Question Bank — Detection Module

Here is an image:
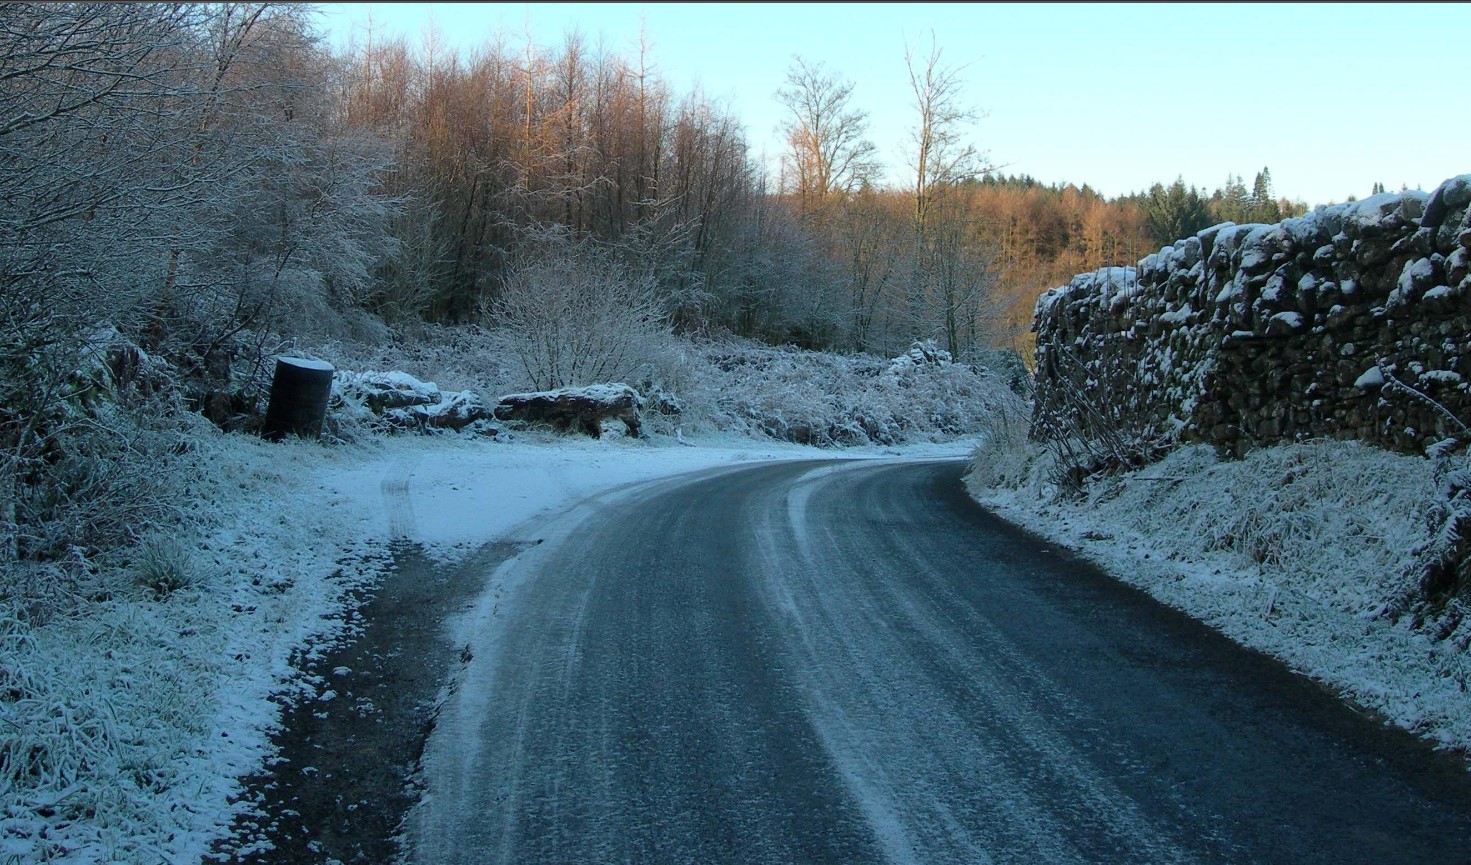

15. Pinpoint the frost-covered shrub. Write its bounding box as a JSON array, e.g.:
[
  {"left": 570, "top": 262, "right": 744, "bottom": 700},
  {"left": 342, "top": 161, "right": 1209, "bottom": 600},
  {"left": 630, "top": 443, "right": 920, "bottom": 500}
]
[
  {"left": 15, "top": 411, "right": 198, "bottom": 562},
  {"left": 310, "top": 329, "right": 1019, "bottom": 447},
  {"left": 132, "top": 536, "right": 204, "bottom": 597},
  {"left": 651, "top": 337, "right": 1018, "bottom": 446},
  {"left": 1030, "top": 341, "right": 1176, "bottom": 497},
  {"left": 971, "top": 347, "right": 1031, "bottom": 395},
  {"left": 964, "top": 389, "right": 1033, "bottom": 490},
  {"left": 314, "top": 322, "right": 522, "bottom": 398},
  {"left": 492, "top": 231, "right": 671, "bottom": 391},
  {"left": 4, "top": 330, "right": 219, "bottom": 618},
  {"left": 885, "top": 339, "right": 953, "bottom": 375}
]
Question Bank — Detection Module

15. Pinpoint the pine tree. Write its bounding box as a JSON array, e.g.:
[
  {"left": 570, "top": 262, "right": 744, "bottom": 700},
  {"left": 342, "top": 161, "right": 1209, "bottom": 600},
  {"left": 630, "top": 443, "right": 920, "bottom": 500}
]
[
  {"left": 1211, "top": 173, "right": 1250, "bottom": 224},
  {"left": 1141, "top": 177, "right": 1215, "bottom": 247},
  {"left": 1247, "top": 167, "right": 1282, "bottom": 223}
]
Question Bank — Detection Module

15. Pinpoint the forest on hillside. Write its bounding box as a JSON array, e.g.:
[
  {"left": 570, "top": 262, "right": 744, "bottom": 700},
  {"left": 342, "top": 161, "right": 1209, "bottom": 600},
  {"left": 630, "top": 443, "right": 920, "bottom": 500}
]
[
  {"left": 333, "top": 19, "right": 1309, "bottom": 357},
  {"left": 1, "top": 2, "right": 1313, "bottom": 390},
  {"left": 2, "top": 2, "right": 1315, "bottom": 574}
]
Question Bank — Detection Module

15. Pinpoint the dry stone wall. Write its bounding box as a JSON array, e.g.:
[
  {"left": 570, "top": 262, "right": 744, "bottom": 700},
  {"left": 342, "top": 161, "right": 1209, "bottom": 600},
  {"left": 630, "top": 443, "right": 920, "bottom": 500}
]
[{"left": 1031, "top": 175, "right": 1471, "bottom": 459}]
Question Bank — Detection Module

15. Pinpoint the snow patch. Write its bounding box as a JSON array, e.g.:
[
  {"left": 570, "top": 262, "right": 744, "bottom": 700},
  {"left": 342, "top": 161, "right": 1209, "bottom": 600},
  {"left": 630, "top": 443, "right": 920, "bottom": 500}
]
[
  {"left": 1355, "top": 367, "right": 1385, "bottom": 389},
  {"left": 278, "top": 356, "right": 335, "bottom": 372},
  {"left": 1267, "top": 311, "right": 1304, "bottom": 332}
]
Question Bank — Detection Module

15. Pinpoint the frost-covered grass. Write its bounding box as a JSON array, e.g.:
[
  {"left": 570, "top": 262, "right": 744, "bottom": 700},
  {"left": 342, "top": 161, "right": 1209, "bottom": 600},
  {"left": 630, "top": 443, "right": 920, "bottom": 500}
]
[
  {"left": 967, "top": 438, "right": 1471, "bottom": 753},
  {"left": 1, "top": 431, "right": 389, "bottom": 864}
]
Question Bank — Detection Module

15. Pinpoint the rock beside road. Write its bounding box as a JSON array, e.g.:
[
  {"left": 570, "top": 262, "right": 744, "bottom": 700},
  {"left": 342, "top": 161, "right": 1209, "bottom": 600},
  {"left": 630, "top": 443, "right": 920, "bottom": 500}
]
[
  {"left": 494, "top": 384, "right": 644, "bottom": 438},
  {"left": 333, "top": 370, "right": 499, "bottom": 435}
]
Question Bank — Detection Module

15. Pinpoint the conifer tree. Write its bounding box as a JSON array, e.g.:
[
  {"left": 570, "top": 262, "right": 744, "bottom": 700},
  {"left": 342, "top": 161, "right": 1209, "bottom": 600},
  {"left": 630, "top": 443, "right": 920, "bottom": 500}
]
[
  {"left": 1248, "top": 167, "right": 1282, "bottom": 223},
  {"left": 1141, "top": 178, "right": 1214, "bottom": 247}
]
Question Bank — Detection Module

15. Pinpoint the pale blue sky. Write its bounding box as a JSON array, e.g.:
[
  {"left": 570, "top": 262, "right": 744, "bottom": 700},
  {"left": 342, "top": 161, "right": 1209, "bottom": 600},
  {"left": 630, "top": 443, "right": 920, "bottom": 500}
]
[{"left": 314, "top": 3, "right": 1470, "bottom": 207}]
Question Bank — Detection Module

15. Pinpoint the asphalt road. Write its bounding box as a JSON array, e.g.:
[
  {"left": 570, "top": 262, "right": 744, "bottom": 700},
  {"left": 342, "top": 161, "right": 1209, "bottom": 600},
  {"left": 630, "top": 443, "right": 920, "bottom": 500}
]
[{"left": 406, "top": 458, "right": 1471, "bottom": 865}]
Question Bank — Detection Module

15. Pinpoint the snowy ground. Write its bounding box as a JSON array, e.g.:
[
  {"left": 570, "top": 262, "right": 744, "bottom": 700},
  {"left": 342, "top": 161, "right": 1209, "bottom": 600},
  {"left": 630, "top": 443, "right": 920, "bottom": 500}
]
[
  {"left": 1, "top": 428, "right": 970, "bottom": 864},
  {"left": 23, "top": 401, "right": 1471, "bottom": 863},
  {"left": 325, "top": 433, "right": 963, "bottom": 564},
  {"left": 967, "top": 440, "right": 1471, "bottom": 758}
]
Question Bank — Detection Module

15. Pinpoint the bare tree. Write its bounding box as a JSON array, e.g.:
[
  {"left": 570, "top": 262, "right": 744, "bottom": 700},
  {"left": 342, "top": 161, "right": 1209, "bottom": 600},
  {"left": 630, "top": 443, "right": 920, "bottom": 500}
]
[
  {"left": 904, "top": 32, "right": 988, "bottom": 240},
  {"left": 775, "top": 57, "right": 879, "bottom": 215},
  {"left": 0, "top": 3, "right": 204, "bottom": 561},
  {"left": 831, "top": 190, "right": 909, "bottom": 353},
  {"left": 901, "top": 33, "right": 999, "bottom": 357},
  {"left": 917, "top": 203, "right": 1003, "bottom": 358},
  {"left": 492, "top": 229, "right": 670, "bottom": 390}
]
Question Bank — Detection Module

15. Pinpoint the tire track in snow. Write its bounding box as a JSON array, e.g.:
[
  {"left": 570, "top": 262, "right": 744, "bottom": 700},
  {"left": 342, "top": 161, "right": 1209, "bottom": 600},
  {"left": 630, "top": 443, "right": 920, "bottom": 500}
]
[{"left": 381, "top": 459, "right": 420, "bottom": 541}]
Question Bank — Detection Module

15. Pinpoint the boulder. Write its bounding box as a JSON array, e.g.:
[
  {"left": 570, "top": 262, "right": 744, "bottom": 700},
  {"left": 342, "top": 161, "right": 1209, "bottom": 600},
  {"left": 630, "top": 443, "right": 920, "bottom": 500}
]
[
  {"left": 334, "top": 370, "right": 441, "bottom": 413},
  {"left": 332, "top": 370, "right": 498, "bottom": 436},
  {"left": 494, "top": 384, "right": 644, "bottom": 437},
  {"left": 386, "top": 389, "right": 497, "bottom": 432}
]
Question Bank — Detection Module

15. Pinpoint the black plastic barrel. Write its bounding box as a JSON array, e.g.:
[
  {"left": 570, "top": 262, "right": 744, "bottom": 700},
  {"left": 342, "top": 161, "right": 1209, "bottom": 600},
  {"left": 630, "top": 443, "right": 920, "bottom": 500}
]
[{"left": 261, "top": 357, "right": 334, "bottom": 442}]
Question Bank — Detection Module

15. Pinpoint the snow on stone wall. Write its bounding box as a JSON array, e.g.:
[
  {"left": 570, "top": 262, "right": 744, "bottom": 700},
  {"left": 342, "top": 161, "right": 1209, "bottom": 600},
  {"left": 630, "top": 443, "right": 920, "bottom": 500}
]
[{"left": 1032, "top": 174, "right": 1471, "bottom": 458}]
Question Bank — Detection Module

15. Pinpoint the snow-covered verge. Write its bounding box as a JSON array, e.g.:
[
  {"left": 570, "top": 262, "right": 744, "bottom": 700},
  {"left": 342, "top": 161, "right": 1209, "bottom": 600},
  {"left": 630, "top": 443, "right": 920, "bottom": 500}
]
[
  {"left": 2, "top": 416, "right": 965, "bottom": 864},
  {"left": 966, "top": 438, "right": 1471, "bottom": 754},
  {"left": 1, "top": 431, "right": 389, "bottom": 864},
  {"left": 316, "top": 328, "right": 1024, "bottom": 448},
  {"left": 645, "top": 337, "right": 1023, "bottom": 446}
]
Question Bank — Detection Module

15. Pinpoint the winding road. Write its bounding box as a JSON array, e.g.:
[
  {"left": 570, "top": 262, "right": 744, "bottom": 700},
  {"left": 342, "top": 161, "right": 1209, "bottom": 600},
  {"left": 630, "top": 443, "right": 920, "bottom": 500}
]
[{"left": 406, "top": 458, "right": 1471, "bottom": 864}]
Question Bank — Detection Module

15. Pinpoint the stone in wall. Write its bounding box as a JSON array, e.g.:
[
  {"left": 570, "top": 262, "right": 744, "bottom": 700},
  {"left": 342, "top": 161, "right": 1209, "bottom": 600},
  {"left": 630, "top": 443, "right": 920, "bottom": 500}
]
[{"left": 1031, "top": 174, "right": 1471, "bottom": 461}]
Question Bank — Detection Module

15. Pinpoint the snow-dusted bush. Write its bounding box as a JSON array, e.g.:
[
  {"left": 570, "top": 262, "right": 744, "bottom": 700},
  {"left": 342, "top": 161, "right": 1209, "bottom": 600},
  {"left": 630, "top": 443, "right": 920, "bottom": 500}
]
[
  {"left": 314, "top": 322, "right": 520, "bottom": 398},
  {"left": 491, "top": 231, "right": 671, "bottom": 391},
  {"left": 652, "top": 337, "right": 1018, "bottom": 446},
  {"left": 1030, "top": 340, "right": 1175, "bottom": 497},
  {"left": 312, "top": 327, "right": 1019, "bottom": 448},
  {"left": 2, "top": 329, "right": 222, "bottom": 619},
  {"left": 964, "top": 389, "right": 1033, "bottom": 490}
]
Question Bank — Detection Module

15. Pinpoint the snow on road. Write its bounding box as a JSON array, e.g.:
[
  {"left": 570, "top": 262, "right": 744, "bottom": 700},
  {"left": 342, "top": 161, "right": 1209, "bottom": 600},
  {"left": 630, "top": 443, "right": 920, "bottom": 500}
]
[
  {"left": 2, "top": 430, "right": 969, "bottom": 865},
  {"left": 405, "top": 457, "right": 1471, "bottom": 864},
  {"left": 320, "top": 433, "right": 969, "bottom": 558}
]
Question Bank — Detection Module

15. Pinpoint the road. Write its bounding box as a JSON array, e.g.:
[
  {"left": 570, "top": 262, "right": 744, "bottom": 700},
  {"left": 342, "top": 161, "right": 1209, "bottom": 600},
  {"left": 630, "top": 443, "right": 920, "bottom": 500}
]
[{"left": 406, "top": 458, "right": 1471, "bottom": 864}]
